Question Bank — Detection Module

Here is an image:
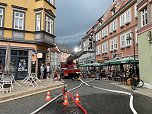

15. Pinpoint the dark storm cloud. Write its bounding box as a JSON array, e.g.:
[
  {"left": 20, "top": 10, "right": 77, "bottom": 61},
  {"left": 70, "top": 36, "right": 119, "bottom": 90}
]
[{"left": 55, "top": 0, "right": 112, "bottom": 47}]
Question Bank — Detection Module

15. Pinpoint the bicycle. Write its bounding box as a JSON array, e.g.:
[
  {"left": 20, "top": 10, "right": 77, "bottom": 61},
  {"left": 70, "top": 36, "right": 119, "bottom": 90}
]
[{"left": 131, "top": 76, "right": 144, "bottom": 90}]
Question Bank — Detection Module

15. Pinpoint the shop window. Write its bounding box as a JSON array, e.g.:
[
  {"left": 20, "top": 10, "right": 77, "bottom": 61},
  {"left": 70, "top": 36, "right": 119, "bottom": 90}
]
[
  {"left": 0, "top": 50, "right": 2, "bottom": 55},
  {"left": 19, "top": 50, "right": 24, "bottom": 55},
  {"left": 24, "top": 51, "right": 28, "bottom": 56},
  {"left": 11, "top": 50, "right": 17, "bottom": 55},
  {"left": 18, "top": 58, "right": 27, "bottom": 72}
]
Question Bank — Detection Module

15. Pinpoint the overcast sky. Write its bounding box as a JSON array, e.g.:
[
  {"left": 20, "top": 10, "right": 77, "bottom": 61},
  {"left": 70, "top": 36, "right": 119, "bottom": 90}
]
[{"left": 55, "top": 0, "right": 112, "bottom": 48}]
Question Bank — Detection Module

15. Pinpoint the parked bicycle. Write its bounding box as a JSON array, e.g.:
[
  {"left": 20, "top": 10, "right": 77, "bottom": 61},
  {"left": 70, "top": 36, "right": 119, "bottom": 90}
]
[{"left": 131, "top": 75, "right": 144, "bottom": 90}]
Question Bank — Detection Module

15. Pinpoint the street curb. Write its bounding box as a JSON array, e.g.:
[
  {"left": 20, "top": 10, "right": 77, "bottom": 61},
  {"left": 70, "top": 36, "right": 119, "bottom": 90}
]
[{"left": 0, "top": 84, "right": 65, "bottom": 104}]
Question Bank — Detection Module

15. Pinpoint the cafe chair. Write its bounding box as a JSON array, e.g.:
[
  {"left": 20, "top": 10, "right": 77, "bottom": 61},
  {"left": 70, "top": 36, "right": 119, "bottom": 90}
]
[{"left": 0, "top": 74, "right": 13, "bottom": 93}]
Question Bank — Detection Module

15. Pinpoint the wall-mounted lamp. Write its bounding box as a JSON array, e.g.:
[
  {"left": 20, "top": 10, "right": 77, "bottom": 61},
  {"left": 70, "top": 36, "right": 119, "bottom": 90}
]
[{"left": 147, "top": 31, "right": 152, "bottom": 42}]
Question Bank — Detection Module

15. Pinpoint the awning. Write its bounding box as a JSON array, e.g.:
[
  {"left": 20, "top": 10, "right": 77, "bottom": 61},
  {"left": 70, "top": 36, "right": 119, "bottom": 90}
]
[
  {"left": 103, "top": 59, "right": 121, "bottom": 65},
  {"left": 120, "top": 57, "right": 139, "bottom": 64},
  {"left": 102, "top": 57, "right": 139, "bottom": 66},
  {"left": 80, "top": 62, "right": 103, "bottom": 67}
]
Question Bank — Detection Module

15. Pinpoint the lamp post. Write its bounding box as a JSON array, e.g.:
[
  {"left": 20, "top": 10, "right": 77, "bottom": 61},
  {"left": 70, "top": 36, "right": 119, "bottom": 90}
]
[{"left": 126, "top": 32, "right": 136, "bottom": 76}]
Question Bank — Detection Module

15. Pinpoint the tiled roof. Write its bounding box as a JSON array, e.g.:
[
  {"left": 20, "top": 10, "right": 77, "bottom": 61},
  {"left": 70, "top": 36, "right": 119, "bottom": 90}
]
[{"left": 56, "top": 43, "right": 72, "bottom": 54}]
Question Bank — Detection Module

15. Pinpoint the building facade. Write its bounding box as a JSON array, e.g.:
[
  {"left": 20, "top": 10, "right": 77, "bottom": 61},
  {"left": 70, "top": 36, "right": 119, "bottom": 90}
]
[
  {"left": 56, "top": 43, "right": 72, "bottom": 65},
  {"left": 50, "top": 46, "right": 60, "bottom": 71},
  {"left": 77, "top": 28, "right": 96, "bottom": 65},
  {"left": 0, "top": 0, "right": 56, "bottom": 79},
  {"left": 95, "top": 0, "right": 138, "bottom": 63},
  {"left": 137, "top": 0, "right": 152, "bottom": 88}
]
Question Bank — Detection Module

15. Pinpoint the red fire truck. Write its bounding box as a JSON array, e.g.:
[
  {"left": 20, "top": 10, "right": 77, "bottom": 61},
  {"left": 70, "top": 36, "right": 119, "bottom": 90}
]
[
  {"left": 60, "top": 51, "right": 84, "bottom": 78},
  {"left": 61, "top": 62, "right": 80, "bottom": 78},
  {"left": 61, "top": 50, "right": 95, "bottom": 78}
]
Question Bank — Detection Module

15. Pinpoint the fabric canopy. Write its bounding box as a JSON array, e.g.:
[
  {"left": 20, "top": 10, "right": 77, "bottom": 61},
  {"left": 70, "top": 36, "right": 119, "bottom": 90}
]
[
  {"left": 103, "top": 59, "right": 121, "bottom": 65},
  {"left": 102, "top": 57, "right": 139, "bottom": 66},
  {"left": 80, "top": 62, "right": 102, "bottom": 67},
  {"left": 120, "top": 57, "right": 139, "bottom": 64}
]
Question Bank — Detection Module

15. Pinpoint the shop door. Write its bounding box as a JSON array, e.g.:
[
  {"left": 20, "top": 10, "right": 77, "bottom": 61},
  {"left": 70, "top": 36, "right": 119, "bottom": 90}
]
[
  {"left": 37, "top": 53, "right": 46, "bottom": 79},
  {"left": 17, "top": 57, "right": 28, "bottom": 79},
  {"left": 11, "top": 50, "right": 28, "bottom": 80}
]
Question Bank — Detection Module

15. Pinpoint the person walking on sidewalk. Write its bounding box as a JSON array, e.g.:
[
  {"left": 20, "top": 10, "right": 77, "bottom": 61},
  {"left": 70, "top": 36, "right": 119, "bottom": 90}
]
[
  {"left": 46, "top": 63, "right": 51, "bottom": 79},
  {"left": 40, "top": 63, "right": 45, "bottom": 80}
]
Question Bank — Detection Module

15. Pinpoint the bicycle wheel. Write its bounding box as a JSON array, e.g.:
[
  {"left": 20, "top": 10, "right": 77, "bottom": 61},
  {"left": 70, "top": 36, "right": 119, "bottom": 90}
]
[
  {"left": 131, "top": 80, "right": 136, "bottom": 90},
  {"left": 131, "top": 84, "right": 136, "bottom": 90},
  {"left": 137, "top": 79, "right": 144, "bottom": 88}
]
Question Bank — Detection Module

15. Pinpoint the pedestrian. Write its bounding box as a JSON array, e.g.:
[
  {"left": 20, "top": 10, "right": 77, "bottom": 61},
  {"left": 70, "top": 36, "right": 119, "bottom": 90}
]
[
  {"left": 40, "top": 63, "right": 44, "bottom": 80},
  {"left": 46, "top": 63, "right": 51, "bottom": 79},
  {"left": 100, "top": 70, "right": 103, "bottom": 80},
  {"left": 54, "top": 68, "right": 61, "bottom": 82}
]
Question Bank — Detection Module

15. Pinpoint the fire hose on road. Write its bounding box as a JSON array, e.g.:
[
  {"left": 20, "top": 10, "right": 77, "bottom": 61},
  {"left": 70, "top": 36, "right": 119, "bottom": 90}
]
[
  {"left": 79, "top": 78, "right": 138, "bottom": 114},
  {"left": 31, "top": 78, "right": 137, "bottom": 114},
  {"left": 67, "top": 92, "right": 87, "bottom": 114}
]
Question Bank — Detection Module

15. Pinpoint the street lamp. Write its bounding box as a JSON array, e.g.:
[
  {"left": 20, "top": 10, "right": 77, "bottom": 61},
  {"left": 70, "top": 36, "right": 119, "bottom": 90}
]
[
  {"left": 74, "top": 47, "right": 78, "bottom": 53},
  {"left": 126, "top": 32, "right": 136, "bottom": 76}
]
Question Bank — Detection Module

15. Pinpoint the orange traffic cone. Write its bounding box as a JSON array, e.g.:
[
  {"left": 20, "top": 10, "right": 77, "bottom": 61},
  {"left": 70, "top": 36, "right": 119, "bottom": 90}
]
[
  {"left": 45, "top": 90, "right": 52, "bottom": 101},
  {"left": 63, "top": 93, "right": 69, "bottom": 106},
  {"left": 75, "top": 91, "right": 81, "bottom": 103}
]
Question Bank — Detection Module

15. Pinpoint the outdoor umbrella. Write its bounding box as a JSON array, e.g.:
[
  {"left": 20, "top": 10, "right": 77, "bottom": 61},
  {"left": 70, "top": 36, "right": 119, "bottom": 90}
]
[
  {"left": 5, "top": 44, "right": 11, "bottom": 66},
  {"left": 83, "top": 63, "right": 92, "bottom": 67},
  {"left": 90, "top": 62, "right": 102, "bottom": 67},
  {"left": 4, "top": 44, "right": 11, "bottom": 73},
  {"left": 103, "top": 59, "right": 121, "bottom": 65},
  {"left": 120, "top": 57, "right": 139, "bottom": 64}
]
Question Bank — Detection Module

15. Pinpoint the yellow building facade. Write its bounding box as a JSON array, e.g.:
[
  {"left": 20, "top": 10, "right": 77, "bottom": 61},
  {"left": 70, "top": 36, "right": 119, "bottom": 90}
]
[{"left": 0, "top": 0, "right": 56, "bottom": 79}]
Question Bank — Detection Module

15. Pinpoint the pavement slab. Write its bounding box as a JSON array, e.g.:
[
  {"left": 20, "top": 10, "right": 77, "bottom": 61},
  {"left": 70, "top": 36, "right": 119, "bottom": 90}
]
[{"left": 0, "top": 79, "right": 64, "bottom": 103}]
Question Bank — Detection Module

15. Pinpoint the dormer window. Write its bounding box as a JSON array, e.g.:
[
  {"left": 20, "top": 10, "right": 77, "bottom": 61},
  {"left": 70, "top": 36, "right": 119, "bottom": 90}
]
[
  {"left": 47, "top": 0, "right": 55, "bottom": 6},
  {"left": 112, "top": 9, "right": 115, "bottom": 15}
]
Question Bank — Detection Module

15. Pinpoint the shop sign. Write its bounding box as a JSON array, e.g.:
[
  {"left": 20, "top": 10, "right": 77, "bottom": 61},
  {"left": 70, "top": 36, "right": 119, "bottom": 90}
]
[{"left": 37, "top": 53, "right": 43, "bottom": 58}]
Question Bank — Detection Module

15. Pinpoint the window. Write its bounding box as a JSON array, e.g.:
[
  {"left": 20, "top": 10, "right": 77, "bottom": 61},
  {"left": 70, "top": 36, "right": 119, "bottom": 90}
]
[
  {"left": 126, "top": 32, "right": 132, "bottom": 46},
  {"left": 110, "top": 37, "right": 118, "bottom": 50},
  {"left": 120, "top": 31, "right": 132, "bottom": 48},
  {"left": 134, "top": 3, "right": 138, "bottom": 18},
  {"left": 110, "top": 40, "right": 114, "bottom": 50},
  {"left": 36, "top": 13, "right": 41, "bottom": 31},
  {"left": 126, "top": 9, "right": 131, "bottom": 24},
  {"left": 96, "top": 45, "right": 101, "bottom": 55},
  {"left": 109, "top": 22, "right": 113, "bottom": 33},
  {"left": 109, "top": 19, "right": 117, "bottom": 33},
  {"left": 102, "top": 41, "right": 108, "bottom": 53},
  {"left": 113, "top": 20, "right": 117, "bottom": 31},
  {"left": 47, "top": 0, "right": 55, "bottom": 6},
  {"left": 102, "top": 26, "right": 108, "bottom": 38},
  {"left": 120, "top": 14, "right": 125, "bottom": 27},
  {"left": 141, "top": 7, "right": 148, "bottom": 27},
  {"left": 0, "top": 8, "right": 4, "bottom": 27},
  {"left": 45, "top": 16, "right": 54, "bottom": 34},
  {"left": 95, "top": 32, "right": 101, "bottom": 41},
  {"left": 135, "top": 27, "right": 138, "bottom": 43},
  {"left": 114, "top": 38, "right": 118, "bottom": 49},
  {"left": 120, "top": 34, "right": 126, "bottom": 48},
  {"left": 102, "top": 29, "right": 104, "bottom": 37},
  {"left": 14, "top": 11, "right": 25, "bottom": 30}
]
